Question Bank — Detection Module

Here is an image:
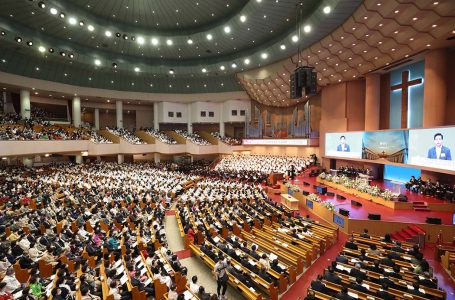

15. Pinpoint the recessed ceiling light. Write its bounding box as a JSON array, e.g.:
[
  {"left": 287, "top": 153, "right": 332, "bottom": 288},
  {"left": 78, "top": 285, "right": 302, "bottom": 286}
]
[
  {"left": 68, "top": 53, "right": 74, "bottom": 58},
  {"left": 68, "top": 17, "right": 77, "bottom": 25},
  {"left": 224, "top": 26, "right": 231, "bottom": 33},
  {"left": 151, "top": 37, "right": 158, "bottom": 45},
  {"left": 105, "top": 30, "right": 112, "bottom": 37},
  {"left": 166, "top": 39, "right": 173, "bottom": 45},
  {"left": 261, "top": 53, "right": 268, "bottom": 59},
  {"left": 94, "top": 59, "right": 101, "bottom": 66},
  {"left": 280, "top": 43, "right": 286, "bottom": 50},
  {"left": 202, "top": 68, "right": 207, "bottom": 73},
  {"left": 87, "top": 25, "right": 94, "bottom": 31},
  {"left": 323, "top": 6, "right": 331, "bottom": 14},
  {"left": 240, "top": 15, "right": 247, "bottom": 22},
  {"left": 15, "top": 36, "right": 22, "bottom": 43},
  {"left": 134, "top": 67, "right": 140, "bottom": 72},
  {"left": 187, "top": 38, "right": 193, "bottom": 44},
  {"left": 231, "top": 63, "right": 237, "bottom": 68},
  {"left": 26, "top": 41, "right": 33, "bottom": 46},
  {"left": 50, "top": 8, "right": 58, "bottom": 15},
  {"left": 60, "top": 51, "right": 66, "bottom": 57},
  {"left": 38, "top": 2, "right": 45, "bottom": 9},
  {"left": 38, "top": 46, "right": 46, "bottom": 53},
  {"left": 291, "top": 35, "right": 298, "bottom": 42},
  {"left": 79, "top": 21, "right": 84, "bottom": 26},
  {"left": 112, "top": 63, "right": 118, "bottom": 68},
  {"left": 256, "top": 0, "right": 262, "bottom": 2},
  {"left": 244, "top": 58, "right": 250, "bottom": 65},
  {"left": 220, "top": 65, "right": 225, "bottom": 71},
  {"left": 206, "top": 33, "right": 213, "bottom": 40},
  {"left": 48, "top": 48, "right": 54, "bottom": 53},
  {"left": 137, "top": 36, "right": 145, "bottom": 45},
  {"left": 303, "top": 25, "right": 311, "bottom": 33},
  {"left": 169, "top": 69, "right": 175, "bottom": 74},
  {"left": 59, "top": 12, "right": 65, "bottom": 18},
  {"left": 0, "top": 31, "right": 5, "bottom": 36}
]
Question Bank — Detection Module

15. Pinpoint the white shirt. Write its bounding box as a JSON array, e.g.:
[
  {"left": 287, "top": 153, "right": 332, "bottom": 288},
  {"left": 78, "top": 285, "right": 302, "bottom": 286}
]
[{"left": 189, "top": 282, "right": 200, "bottom": 294}]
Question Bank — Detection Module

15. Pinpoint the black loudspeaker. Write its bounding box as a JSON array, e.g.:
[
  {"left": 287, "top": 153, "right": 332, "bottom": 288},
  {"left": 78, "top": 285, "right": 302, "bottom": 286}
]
[
  {"left": 426, "top": 217, "right": 441, "bottom": 224},
  {"left": 351, "top": 200, "right": 362, "bottom": 207},
  {"left": 397, "top": 194, "right": 408, "bottom": 202},
  {"left": 302, "top": 191, "right": 310, "bottom": 196},
  {"left": 326, "top": 192, "right": 335, "bottom": 197},
  {"left": 304, "top": 72, "right": 317, "bottom": 96},
  {"left": 290, "top": 72, "right": 302, "bottom": 99},
  {"left": 368, "top": 213, "right": 381, "bottom": 220},
  {"left": 337, "top": 195, "right": 346, "bottom": 200},
  {"left": 339, "top": 208, "right": 350, "bottom": 217}
]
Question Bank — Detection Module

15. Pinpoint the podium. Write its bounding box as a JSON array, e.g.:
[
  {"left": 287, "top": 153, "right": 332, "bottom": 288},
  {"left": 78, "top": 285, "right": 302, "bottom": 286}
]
[{"left": 281, "top": 194, "right": 299, "bottom": 211}]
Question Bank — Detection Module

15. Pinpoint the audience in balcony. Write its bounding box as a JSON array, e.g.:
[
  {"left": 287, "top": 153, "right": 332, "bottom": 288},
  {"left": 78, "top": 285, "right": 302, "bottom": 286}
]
[
  {"left": 143, "top": 128, "right": 177, "bottom": 144},
  {"left": 89, "top": 131, "right": 113, "bottom": 144},
  {"left": 210, "top": 132, "right": 241, "bottom": 145},
  {"left": 175, "top": 130, "right": 210, "bottom": 145},
  {"left": 106, "top": 127, "right": 146, "bottom": 144}
]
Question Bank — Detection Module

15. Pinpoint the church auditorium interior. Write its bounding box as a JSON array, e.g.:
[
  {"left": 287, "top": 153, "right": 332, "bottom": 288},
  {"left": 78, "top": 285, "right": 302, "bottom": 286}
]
[{"left": 0, "top": 0, "right": 455, "bottom": 299}]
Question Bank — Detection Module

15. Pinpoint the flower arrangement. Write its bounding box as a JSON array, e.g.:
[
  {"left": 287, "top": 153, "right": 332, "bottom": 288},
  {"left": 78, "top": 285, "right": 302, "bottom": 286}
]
[
  {"left": 321, "top": 201, "right": 335, "bottom": 211},
  {"left": 382, "top": 189, "right": 394, "bottom": 200},
  {"left": 291, "top": 185, "right": 301, "bottom": 193}
]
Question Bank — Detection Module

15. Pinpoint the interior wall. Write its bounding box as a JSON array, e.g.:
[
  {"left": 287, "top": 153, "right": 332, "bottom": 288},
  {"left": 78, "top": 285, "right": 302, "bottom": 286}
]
[
  {"left": 310, "top": 95, "right": 321, "bottom": 136},
  {"left": 248, "top": 146, "right": 319, "bottom": 157},
  {"left": 379, "top": 73, "right": 391, "bottom": 130},
  {"left": 346, "top": 80, "right": 366, "bottom": 131},
  {"left": 136, "top": 110, "right": 154, "bottom": 129},
  {"left": 444, "top": 48, "right": 455, "bottom": 126}
]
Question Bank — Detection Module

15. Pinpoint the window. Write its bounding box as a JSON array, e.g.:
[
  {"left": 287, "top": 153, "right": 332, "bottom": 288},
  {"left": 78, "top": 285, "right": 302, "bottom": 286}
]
[
  {"left": 176, "top": 112, "right": 182, "bottom": 118},
  {"left": 209, "top": 111, "right": 214, "bottom": 117},
  {"left": 240, "top": 110, "right": 246, "bottom": 116},
  {"left": 200, "top": 111, "right": 206, "bottom": 117},
  {"left": 231, "top": 110, "right": 237, "bottom": 116},
  {"left": 168, "top": 111, "right": 174, "bottom": 118}
]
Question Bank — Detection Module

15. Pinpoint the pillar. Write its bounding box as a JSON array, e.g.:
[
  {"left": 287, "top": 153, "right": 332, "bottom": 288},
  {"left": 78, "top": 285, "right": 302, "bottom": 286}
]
[
  {"left": 94, "top": 108, "right": 100, "bottom": 130},
  {"left": 423, "top": 49, "right": 448, "bottom": 127},
  {"left": 72, "top": 97, "right": 81, "bottom": 127},
  {"left": 117, "top": 154, "right": 124, "bottom": 164},
  {"left": 187, "top": 103, "right": 193, "bottom": 134},
  {"left": 116, "top": 100, "right": 123, "bottom": 128},
  {"left": 20, "top": 90, "right": 31, "bottom": 119},
  {"left": 153, "top": 102, "right": 159, "bottom": 130},
  {"left": 219, "top": 103, "right": 225, "bottom": 136},
  {"left": 22, "top": 157, "right": 33, "bottom": 168},
  {"left": 75, "top": 155, "right": 83, "bottom": 164},
  {"left": 154, "top": 153, "right": 161, "bottom": 163},
  {"left": 365, "top": 74, "right": 381, "bottom": 131}
]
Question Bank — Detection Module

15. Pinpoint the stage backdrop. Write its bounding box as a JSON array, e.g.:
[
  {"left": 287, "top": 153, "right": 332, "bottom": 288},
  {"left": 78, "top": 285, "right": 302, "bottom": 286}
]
[{"left": 390, "top": 60, "right": 425, "bottom": 129}]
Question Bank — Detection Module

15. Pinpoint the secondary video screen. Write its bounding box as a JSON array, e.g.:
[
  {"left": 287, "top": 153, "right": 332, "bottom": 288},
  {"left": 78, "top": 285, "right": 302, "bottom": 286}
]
[
  {"left": 408, "top": 128, "right": 455, "bottom": 171},
  {"left": 362, "top": 130, "right": 409, "bottom": 164},
  {"left": 325, "top": 132, "right": 363, "bottom": 159}
]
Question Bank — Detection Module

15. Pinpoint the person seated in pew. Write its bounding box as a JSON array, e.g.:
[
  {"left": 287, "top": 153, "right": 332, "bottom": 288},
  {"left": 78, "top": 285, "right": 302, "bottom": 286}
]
[
  {"left": 368, "top": 244, "right": 380, "bottom": 256},
  {"left": 336, "top": 286, "right": 356, "bottom": 300},
  {"left": 344, "top": 237, "right": 358, "bottom": 250},
  {"left": 324, "top": 266, "right": 341, "bottom": 285},
  {"left": 349, "top": 263, "right": 366, "bottom": 280},
  {"left": 368, "top": 260, "right": 383, "bottom": 274},
  {"left": 304, "top": 290, "right": 316, "bottom": 300},
  {"left": 234, "top": 268, "right": 258, "bottom": 291},
  {"left": 381, "top": 253, "right": 397, "bottom": 267},
  {"left": 259, "top": 254, "right": 270, "bottom": 271},
  {"left": 2, "top": 268, "right": 20, "bottom": 293},
  {"left": 376, "top": 283, "right": 394, "bottom": 300},
  {"left": 350, "top": 277, "right": 368, "bottom": 294},
  {"left": 197, "top": 286, "right": 211, "bottom": 300},
  {"left": 377, "top": 273, "right": 396, "bottom": 290},
  {"left": 270, "top": 259, "right": 285, "bottom": 274},
  {"left": 310, "top": 275, "right": 328, "bottom": 294},
  {"left": 383, "top": 234, "right": 393, "bottom": 243},
  {"left": 258, "top": 266, "right": 273, "bottom": 283},
  {"left": 167, "top": 284, "right": 178, "bottom": 300},
  {"left": 239, "top": 254, "right": 256, "bottom": 273},
  {"left": 387, "top": 265, "right": 402, "bottom": 280},
  {"left": 250, "top": 245, "right": 260, "bottom": 260},
  {"left": 391, "top": 241, "right": 405, "bottom": 253},
  {"left": 360, "top": 229, "right": 370, "bottom": 239},
  {"left": 80, "top": 285, "right": 101, "bottom": 300},
  {"left": 336, "top": 255, "right": 349, "bottom": 264},
  {"left": 408, "top": 281, "right": 426, "bottom": 297},
  {"left": 189, "top": 276, "right": 200, "bottom": 294},
  {"left": 414, "top": 274, "right": 438, "bottom": 289}
]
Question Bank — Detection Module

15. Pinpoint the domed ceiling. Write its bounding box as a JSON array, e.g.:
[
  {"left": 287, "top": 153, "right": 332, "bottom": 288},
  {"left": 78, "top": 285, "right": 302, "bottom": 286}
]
[{"left": 0, "top": 0, "right": 362, "bottom": 93}]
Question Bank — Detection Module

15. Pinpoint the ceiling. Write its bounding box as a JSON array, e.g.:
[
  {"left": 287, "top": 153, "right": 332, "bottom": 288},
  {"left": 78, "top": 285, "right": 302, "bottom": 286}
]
[
  {"left": 239, "top": 0, "right": 455, "bottom": 106},
  {"left": 0, "top": 0, "right": 361, "bottom": 93}
]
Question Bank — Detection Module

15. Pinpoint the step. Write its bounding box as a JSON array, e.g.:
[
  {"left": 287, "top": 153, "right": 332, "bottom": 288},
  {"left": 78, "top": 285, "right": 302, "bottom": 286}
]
[
  {"left": 414, "top": 208, "right": 431, "bottom": 212},
  {"left": 402, "top": 228, "right": 418, "bottom": 238},
  {"left": 391, "top": 233, "right": 405, "bottom": 242},
  {"left": 412, "top": 201, "right": 426, "bottom": 205},
  {"left": 413, "top": 205, "right": 428, "bottom": 208},
  {"left": 409, "top": 224, "right": 426, "bottom": 235}
]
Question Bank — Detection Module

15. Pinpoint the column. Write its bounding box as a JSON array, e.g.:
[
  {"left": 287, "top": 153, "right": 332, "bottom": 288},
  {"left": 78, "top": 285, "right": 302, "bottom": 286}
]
[
  {"left": 153, "top": 102, "right": 159, "bottom": 130},
  {"left": 117, "top": 154, "right": 124, "bottom": 164},
  {"left": 116, "top": 100, "right": 123, "bottom": 128},
  {"left": 219, "top": 103, "right": 225, "bottom": 136},
  {"left": 94, "top": 108, "right": 100, "bottom": 130},
  {"left": 72, "top": 97, "right": 81, "bottom": 127},
  {"left": 423, "top": 49, "right": 448, "bottom": 127},
  {"left": 187, "top": 103, "right": 193, "bottom": 134},
  {"left": 75, "top": 155, "right": 83, "bottom": 164},
  {"left": 20, "top": 90, "right": 31, "bottom": 119},
  {"left": 154, "top": 153, "right": 161, "bottom": 163},
  {"left": 365, "top": 74, "right": 381, "bottom": 131}
]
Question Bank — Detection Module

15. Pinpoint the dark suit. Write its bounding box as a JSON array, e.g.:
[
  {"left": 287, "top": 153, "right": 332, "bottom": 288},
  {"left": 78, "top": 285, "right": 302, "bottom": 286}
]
[
  {"left": 337, "top": 144, "right": 351, "bottom": 152},
  {"left": 345, "top": 241, "right": 358, "bottom": 250},
  {"left": 376, "top": 290, "right": 394, "bottom": 300},
  {"left": 427, "top": 146, "right": 452, "bottom": 160},
  {"left": 336, "top": 255, "right": 349, "bottom": 264},
  {"left": 335, "top": 292, "right": 355, "bottom": 300},
  {"left": 324, "top": 272, "right": 341, "bottom": 285},
  {"left": 350, "top": 283, "right": 368, "bottom": 293},
  {"left": 350, "top": 268, "right": 366, "bottom": 280},
  {"left": 310, "top": 280, "right": 327, "bottom": 293}
]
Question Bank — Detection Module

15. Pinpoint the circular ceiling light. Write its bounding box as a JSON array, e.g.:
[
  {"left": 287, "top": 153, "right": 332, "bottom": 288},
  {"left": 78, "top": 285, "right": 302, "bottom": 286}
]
[
  {"left": 220, "top": 65, "right": 225, "bottom": 71},
  {"left": 169, "top": 69, "right": 175, "bottom": 74},
  {"left": 94, "top": 59, "right": 101, "bottom": 66},
  {"left": 303, "top": 25, "right": 311, "bottom": 33},
  {"left": 68, "top": 53, "right": 74, "bottom": 59},
  {"left": 224, "top": 26, "right": 231, "bottom": 33},
  {"left": 48, "top": 47, "right": 54, "bottom": 53},
  {"left": 244, "top": 58, "right": 250, "bottom": 65},
  {"left": 166, "top": 39, "right": 173, "bottom": 45},
  {"left": 261, "top": 53, "right": 268, "bottom": 59},
  {"left": 187, "top": 38, "right": 193, "bottom": 45},
  {"left": 280, "top": 43, "right": 286, "bottom": 50},
  {"left": 151, "top": 37, "right": 158, "bottom": 45},
  {"left": 79, "top": 21, "right": 84, "bottom": 26},
  {"left": 240, "top": 15, "right": 247, "bottom": 22},
  {"left": 26, "top": 41, "right": 33, "bottom": 46},
  {"left": 38, "top": 2, "right": 45, "bottom": 9},
  {"left": 50, "top": 8, "right": 58, "bottom": 15},
  {"left": 115, "top": 32, "right": 121, "bottom": 38},
  {"left": 59, "top": 12, "right": 65, "bottom": 18},
  {"left": 60, "top": 51, "right": 66, "bottom": 57},
  {"left": 68, "top": 17, "right": 77, "bottom": 25},
  {"left": 323, "top": 6, "right": 331, "bottom": 14},
  {"left": 1, "top": 31, "right": 5, "bottom": 36},
  {"left": 206, "top": 33, "right": 213, "bottom": 40},
  {"left": 202, "top": 68, "right": 207, "bottom": 73},
  {"left": 134, "top": 67, "right": 140, "bottom": 72},
  {"left": 112, "top": 63, "right": 118, "bottom": 68},
  {"left": 131, "top": 36, "right": 136, "bottom": 41},
  {"left": 231, "top": 63, "right": 237, "bottom": 68},
  {"left": 122, "top": 34, "right": 128, "bottom": 40},
  {"left": 291, "top": 35, "right": 299, "bottom": 42},
  {"left": 105, "top": 30, "right": 112, "bottom": 37},
  {"left": 15, "top": 36, "right": 22, "bottom": 43},
  {"left": 256, "top": 0, "right": 262, "bottom": 2},
  {"left": 38, "top": 46, "right": 46, "bottom": 53},
  {"left": 87, "top": 25, "right": 94, "bottom": 32},
  {"left": 137, "top": 36, "right": 145, "bottom": 45}
]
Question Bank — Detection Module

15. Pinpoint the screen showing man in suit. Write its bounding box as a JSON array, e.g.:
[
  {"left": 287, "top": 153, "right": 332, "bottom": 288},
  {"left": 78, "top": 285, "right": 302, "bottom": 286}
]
[
  {"left": 409, "top": 127, "right": 455, "bottom": 171},
  {"left": 337, "top": 136, "right": 350, "bottom": 152},
  {"left": 427, "top": 133, "right": 451, "bottom": 160}
]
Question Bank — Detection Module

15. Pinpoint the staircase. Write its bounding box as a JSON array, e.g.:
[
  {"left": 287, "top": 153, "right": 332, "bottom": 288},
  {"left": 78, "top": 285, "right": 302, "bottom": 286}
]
[
  {"left": 413, "top": 201, "right": 430, "bottom": 211},
  {"left": 391, "top": 224, "right": 426, "bottom": 248}
]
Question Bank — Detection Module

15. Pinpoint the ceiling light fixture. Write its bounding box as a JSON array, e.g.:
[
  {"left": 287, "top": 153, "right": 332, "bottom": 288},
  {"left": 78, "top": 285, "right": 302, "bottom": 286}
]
[
  {"left": 79, "top": 21, "right": 84, "bottom": 26},
  {"left": 303, "top": 25, "right": 311, "bottom": 33},
  {"left": 15, "top": 36, "right": 22, "bottom": 43},
  {"left": 323, "top": 6, "right": 331, "bottom": 14},
  {"left": 38, "top": 46, "right": 46, "bottom": 53},
  {"left": 187, "top": 38, "right": 193, "bottom": 44},
  {"left": 50, "top": 8, "right": 58, "bottom": 15},
  {"left": 166, "top": 39, "right": 173, "bottom": 45},
  {"left": 87, "top": 25, "right": 94, "bottom": 31},
  {"left": 68, "top": 53, "right": 74, "bottom": 58},
  {"left": 151, "top": 37, "right": 158, "bottom": 45},
  {"left": 112, "top": 63, "right": 118, "bottom": 68},
  {"left": 94, "top": 59, "right": 101, "bottom": 66},
  {"left": 38, "top": 2, "right": 46, "bottom": 9},
  {"left": 231, "top": 63, "right": 237, "bottom": 68},
  {"left": 280, "top": 43, "right": 286, "bottom": 50},
  {"left": 26, "top": 41, "right": 33, "bottom": 46},
  {"left": 261, "top": 53, "right": 268, "bottom": 59},
  {"left": 48, "top": 48, "right": 54, "bottom": 53},
  {"left": 68, "top": 17, "right": 77, "bottom": 25},
  {"left": 240, "top": 15, "right": 247, "bottom": 22},
  {"left": 137, "top": 36, "right": 145, "bottom": 45},
  {"left": 134, "top": 67, "right": 140, "bottom": 72},
  {"left": 60, "top": 51, "right": 66, "bottom": 56},
  {"left": 220, "top": 65, "right": 225, "bottom": 71},
  {"left": 169, "top": 69, "right": 175, "bottom": 74},
  {"left": 206, "top": 33, "right": 213, "bottom": 40},
  {"left": 224, "top": 26, "right": 231, "bottom": 33},
  {"left": 244, "top": 58, "right": 250, "bottom": 65},
  {"left": 105, "top": 30, "right": 112, "bottom": 37},
  {"left": 59, "top": 12, "right": 65, "bottom": 18},
  {"left": 202, "top": 68, "right": 207, "bottom": 73},
  {"left": 123, "top": 34, "right": 128, "bottom": 40},
  {"left": 291, "top": 35, "right": 298, "bottom": 42}
]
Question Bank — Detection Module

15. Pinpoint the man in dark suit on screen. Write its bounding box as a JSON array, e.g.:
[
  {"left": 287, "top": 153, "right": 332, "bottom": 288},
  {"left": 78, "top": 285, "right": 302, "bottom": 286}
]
[
  {"left": 427, "top": 133, "right": 451, "bottom": 160},
  {"left": 337, "top": 136, "right": 351, "bottom": 152}
]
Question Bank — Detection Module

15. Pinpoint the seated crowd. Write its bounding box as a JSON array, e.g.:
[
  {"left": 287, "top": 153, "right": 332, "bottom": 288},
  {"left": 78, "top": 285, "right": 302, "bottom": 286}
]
[
  {"left": 406, "top": 176, "right": 454, "bottom": 202},
  {"left": 210, "top": 132, "right": 241, "bottom": 146},
  {"left": 337, "top": 166, "right": 371, "bottom": 178},
  {"left": 0, "top": 162, "right": 216, "bottom": 300},
  {"left": 143, "top": 128, "right": 177, "bottom": 144},
  {"left": 175, "top": 130, "right": 211, "bottom": 146},
  {"left": 106, "top": 127, "right": 146, "bottom": 145},
  {"left": 306, "top": 229, "right": 445, "bottom": 300},
  {"left": 89, "top": 131, "right": 113, "bottom": 144}
]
